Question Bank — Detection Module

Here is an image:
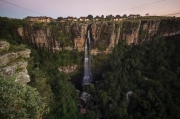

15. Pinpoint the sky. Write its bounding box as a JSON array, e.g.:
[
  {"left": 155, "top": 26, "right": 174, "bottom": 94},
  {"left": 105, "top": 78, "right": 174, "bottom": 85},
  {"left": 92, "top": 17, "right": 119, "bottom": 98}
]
[{"left": 0, "top": 0, "right": 180, "bottom": 19}]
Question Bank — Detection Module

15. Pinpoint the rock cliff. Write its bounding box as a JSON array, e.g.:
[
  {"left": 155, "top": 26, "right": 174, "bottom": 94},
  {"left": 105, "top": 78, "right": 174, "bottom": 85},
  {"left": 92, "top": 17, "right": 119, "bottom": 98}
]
[
  {"left": 17, "top": 18, "right": 180, "bottom": 55},
  {"left": 0, "top": 40, "right": 31, "bottom": 84}
]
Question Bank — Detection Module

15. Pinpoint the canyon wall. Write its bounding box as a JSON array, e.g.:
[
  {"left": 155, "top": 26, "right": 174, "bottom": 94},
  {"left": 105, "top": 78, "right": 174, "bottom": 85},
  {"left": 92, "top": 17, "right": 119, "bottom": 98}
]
[{"left": 17, "top": 18, "right": 180, "bottom": 54}]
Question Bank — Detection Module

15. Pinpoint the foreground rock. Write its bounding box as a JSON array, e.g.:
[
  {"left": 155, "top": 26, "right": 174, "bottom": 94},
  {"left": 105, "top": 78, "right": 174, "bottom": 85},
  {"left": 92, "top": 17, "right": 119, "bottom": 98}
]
[
  {"left": 0, "top": 41, "right": 31, "bottom": 84},
  {"left": 0, "top": 41, "right": 10, "bottom": 52}
]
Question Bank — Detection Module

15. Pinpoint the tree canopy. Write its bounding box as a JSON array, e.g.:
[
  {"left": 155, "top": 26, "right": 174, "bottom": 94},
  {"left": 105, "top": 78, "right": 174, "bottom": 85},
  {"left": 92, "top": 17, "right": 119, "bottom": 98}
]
[
  {"left": 0, "top": 75, "right": 48, "bottom": 119},
  {"left": 87, "top": 15, "right": 93, "bottom": 20}
]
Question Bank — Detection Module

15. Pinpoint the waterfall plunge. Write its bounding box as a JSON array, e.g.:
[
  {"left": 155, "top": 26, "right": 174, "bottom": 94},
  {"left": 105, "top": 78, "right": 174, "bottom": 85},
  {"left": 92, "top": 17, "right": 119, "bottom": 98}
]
[{"left": 82, "top": 29, "right": 92, "bottom": 85}]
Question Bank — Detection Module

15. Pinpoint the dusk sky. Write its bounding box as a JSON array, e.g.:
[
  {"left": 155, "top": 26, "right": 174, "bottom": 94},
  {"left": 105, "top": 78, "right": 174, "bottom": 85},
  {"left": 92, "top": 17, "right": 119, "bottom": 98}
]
[{"left": 0, "top": 0, "right": 180, "bottom": 19}]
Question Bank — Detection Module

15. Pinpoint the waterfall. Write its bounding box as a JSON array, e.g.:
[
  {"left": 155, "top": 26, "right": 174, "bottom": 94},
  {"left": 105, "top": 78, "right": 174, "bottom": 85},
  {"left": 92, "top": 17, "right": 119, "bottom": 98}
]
[{"left": 82, "top": 28, "right": 92, "bottom": 85}]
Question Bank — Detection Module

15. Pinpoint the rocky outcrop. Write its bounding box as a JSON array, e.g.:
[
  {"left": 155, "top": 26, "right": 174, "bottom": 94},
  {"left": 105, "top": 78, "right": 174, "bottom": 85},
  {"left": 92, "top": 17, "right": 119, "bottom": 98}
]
[
  {"left": 0, "top": 61, "right": 30, "bottom": 84},
  {"left": 0, "top": 52, "right": 18, "bottom": 67},
  {"left": 0, "top": 65, "right": 17, "bottom": 75},
  {"left": 0, "top": 49, "right": 31, "bottom": 67},
  {"left": 90, "top": 49, "right": 101, "bottom": 55},
  {"left": 18, "top": 49, "right": 31, "bottom": 58},
  {"left": 15, "top": 71, "right": 30, "bottom": 84},
  {"left": 162, "top": 30, "right": 180, "bottom": 36},
  {"left": 0, "top": 41, "right": 10, "bottom": 52},
  {"left": 0, "top": 62, "right": 30, "bottom": 83},
  {"left": 58, "top": 65, "right": 78, "bottom": 73},
  {"left": 0, "top": 41, "right": 31, "bottom": 84}
]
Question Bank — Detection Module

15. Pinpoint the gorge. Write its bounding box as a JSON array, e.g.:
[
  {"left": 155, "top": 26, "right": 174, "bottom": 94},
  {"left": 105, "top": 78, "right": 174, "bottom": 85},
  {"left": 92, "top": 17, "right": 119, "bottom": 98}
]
[{"left": 1, "top": 16, "right": 180, "bottom": 119}]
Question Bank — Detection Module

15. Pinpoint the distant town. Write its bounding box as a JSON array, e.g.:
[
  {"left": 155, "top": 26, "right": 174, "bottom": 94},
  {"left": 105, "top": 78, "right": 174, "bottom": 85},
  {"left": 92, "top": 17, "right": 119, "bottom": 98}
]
[
  {"left": 24, "top": 14, "right": 146, "bottom": 23},
  {"left": 4, "top": 13, "right": 176, "bottom": 23}
]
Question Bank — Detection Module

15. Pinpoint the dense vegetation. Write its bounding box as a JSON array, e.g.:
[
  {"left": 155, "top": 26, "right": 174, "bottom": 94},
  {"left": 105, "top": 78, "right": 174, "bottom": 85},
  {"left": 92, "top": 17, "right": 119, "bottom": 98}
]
[
  {"left": 85, "top": 35, "right": 180, "bottom": 119},
  {"left": 0, "top": 17, "right": 28, "bottom": 44},
  {"left": 27, "top": 48, "right": 82, "bottom": 119},
  {"left": 0, "top": 75, "right": 48, "bottom": 119}
]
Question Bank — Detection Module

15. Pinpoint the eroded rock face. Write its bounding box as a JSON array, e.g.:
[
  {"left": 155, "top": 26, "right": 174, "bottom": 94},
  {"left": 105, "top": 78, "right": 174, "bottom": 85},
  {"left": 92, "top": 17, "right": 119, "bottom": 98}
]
[
  {"left": 17, "top": 27, "right": 24, "bottom": 38},
  {"left": 138, "top": 20, "right": 160, "bottom": 43},
  {"left": 74, "top": 37, "right": 85, "bottom": 51},
  {"left": 18, "top": 23, "right": 88, "bottom": 51},
  {"left": 58, "top": 65, "right": 78, "bottom": 73},
  {"left": 90, "top": 22, "right": 119, "bottom": 54},
  {"left": 120, "top": 20, "right": 141, "bottom": 44},
  {"left": 18, "top": 26, "right": 60, "bottom": 49},
  {"left": 0, "top": 41, "right": 10, "bottom": 52}
]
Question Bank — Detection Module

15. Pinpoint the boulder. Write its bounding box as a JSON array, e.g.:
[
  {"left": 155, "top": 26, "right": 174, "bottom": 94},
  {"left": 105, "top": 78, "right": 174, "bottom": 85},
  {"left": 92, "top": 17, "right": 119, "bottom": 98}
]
[
  {"left": 0, "top": 52, "right": 18, "bottom": 66},
  {"left": 0, "top": 41, "right": 10, "bottom": 52},
  {"left": 0, "top": 61, "right": 29, "bottom": 84},
  {"left": 0, "top": 65, "right": 17, "bottom": 75},
  {"left": 15, "top": 72, "right": 30, "bottom": 84},
  {"left": 18, "top": 49, "right": 31, "bottom": 58}
]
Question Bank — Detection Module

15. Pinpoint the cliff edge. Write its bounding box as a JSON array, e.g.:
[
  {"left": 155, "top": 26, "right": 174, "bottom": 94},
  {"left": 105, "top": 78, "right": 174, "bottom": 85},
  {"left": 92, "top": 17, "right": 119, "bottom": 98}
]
[{"left": 0, "top": 40, "right": 31, "bottom": 84}]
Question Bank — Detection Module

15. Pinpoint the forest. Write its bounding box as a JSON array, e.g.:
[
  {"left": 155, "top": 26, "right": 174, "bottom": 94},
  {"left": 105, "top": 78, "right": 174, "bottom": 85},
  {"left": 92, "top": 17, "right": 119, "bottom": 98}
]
[
  {"left": 86, "top": 35, "right": 180, "bottom": 119},
  {"left": 0, "top": 17, "right": 180, "bottom": 119}
]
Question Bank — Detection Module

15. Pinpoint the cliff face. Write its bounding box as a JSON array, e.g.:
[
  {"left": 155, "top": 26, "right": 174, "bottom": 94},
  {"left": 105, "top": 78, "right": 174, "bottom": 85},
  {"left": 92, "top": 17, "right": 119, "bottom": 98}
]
[
  {"left": 137, "top": 20, "right": 160, "bottom": 43},
  {"left": 18, "top": 26, "right": 60, "bottom": 50},
  {"left": 18, "top": 22, "right": 88, "bottom": 51},
  {"left": 17, "top": 18, "right": 180, "bottom": 54},
  {"left": 120, "top": 20, "right": 141, "bottom": 44}
]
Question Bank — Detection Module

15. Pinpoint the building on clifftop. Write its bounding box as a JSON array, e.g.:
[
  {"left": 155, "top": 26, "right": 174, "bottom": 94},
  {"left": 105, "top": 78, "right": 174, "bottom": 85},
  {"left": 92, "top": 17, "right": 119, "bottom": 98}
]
[
  {"left": 25, "top": 16, "right": 53, "bottom": 22},
  {"left": 128, "top": 14, "right": 140, "bottom": 19},
  {"left": 79, "top": 17, "right": 89, "bottom": 21}
]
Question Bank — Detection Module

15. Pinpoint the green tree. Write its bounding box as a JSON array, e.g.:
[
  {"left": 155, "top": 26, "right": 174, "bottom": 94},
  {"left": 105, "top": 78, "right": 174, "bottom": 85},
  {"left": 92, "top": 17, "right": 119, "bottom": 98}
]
[
  {"left": 115, "top": 15, "right": 121, "bottom": 18},
  {"left": 106, "top": 15, "right": 113, "bottom": 20},
  {"left": 51, "top": 79, "right": 82, "bottom": 119},
  {"left": 123, "top": 14, "right": 127, "bottom": 18},
  {"left": 87, "top": 15, "right": 93, "bottom": 20},
  {"left": 85, "top": 111, "right": 96, "bottom": 119},
  {"left": 101, "top": 15, "right": 104, "bottom": 19},
  {"left": 0, "top": 75, "right": 48, "bottom": 119},
  {"left": 57, "top": 17, "right": 63, "bottom": 21}
]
